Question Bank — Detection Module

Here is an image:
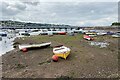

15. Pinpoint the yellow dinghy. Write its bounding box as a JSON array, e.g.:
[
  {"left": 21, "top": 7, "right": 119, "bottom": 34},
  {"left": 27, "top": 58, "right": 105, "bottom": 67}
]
[{"left": 53, "top": 45, "right": 70, "bottom": 59}]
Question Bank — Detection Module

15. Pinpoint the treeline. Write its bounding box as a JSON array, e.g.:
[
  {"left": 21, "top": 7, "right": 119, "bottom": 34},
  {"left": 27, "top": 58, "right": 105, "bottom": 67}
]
[{"left": 111, "top": 22, "right": 120, "bottom": 26}]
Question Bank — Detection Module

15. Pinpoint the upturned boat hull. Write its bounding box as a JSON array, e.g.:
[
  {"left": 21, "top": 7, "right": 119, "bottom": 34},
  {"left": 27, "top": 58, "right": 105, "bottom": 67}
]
[{"left": 19, "top": 42, "right": 51, "bottom": 50}]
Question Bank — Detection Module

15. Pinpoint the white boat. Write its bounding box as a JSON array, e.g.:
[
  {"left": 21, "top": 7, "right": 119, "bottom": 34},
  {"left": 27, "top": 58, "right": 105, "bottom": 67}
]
[
  {"left": 74, "top": 29, "right": 83, "bottom": 33},
  {"left": 29, "top": 31, "right": 41, "bottom": 36},
  {"left": 53, "top": 45, "right": 71, "bottom": 59},
  {"left": 97, "top": 32, "right": 107, "bottom": 36},
  {"left": 18, "top": 42, "right": 51, "bottom": 50},
  {"left": 112, "top": 32, "right": 120, "bottom": 38},
  {"left": 85, "top": 32, "right": 97, "bottom": 35},
  {"left": 88, "top": 34, "right": 97, "bottom": 37},
  {"left": 112, "top": 34, "right": 120, "bottom": 38}
]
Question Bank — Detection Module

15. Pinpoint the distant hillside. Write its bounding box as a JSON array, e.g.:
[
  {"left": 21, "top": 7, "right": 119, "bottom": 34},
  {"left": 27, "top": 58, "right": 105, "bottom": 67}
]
[
  {"left": 0, "top": 20, "right": 119, "bottom": 29},
  {"left": 0, "top": 20, "right": 71, "bottom": 28}
]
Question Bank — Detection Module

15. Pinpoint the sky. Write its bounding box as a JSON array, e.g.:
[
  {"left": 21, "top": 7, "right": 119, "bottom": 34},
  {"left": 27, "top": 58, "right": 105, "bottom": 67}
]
[{"left": 0, "top": 0, "right": 119, "bottom": 26}]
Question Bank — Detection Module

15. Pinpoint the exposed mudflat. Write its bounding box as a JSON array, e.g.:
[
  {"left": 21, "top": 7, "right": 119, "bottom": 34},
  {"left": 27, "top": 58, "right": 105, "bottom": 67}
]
[{"left": 2, "top": 34, "right": 119, "bottom": 78}]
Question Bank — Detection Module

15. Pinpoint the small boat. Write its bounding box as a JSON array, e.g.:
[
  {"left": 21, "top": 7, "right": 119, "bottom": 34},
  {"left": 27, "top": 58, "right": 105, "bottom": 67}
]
[
  {"left": 38, "top": 29, "right": 48, "bottom": 35},
  {"left": 107, "top": 31, "right": 114, "bottom": 35},
  {"left": 112, "top": 32, "right": 120, "bottom": 38},
  {"left": 0, "top": 37, "right": 2, "bottom": 41},
  {"left": 58, "top": 32, "right": 66, "bottom": 35},
  {"left": 85, "top": 32, "right": 97, "bottom": 35},
  {"left": 97, "top": 32, "right": 107, "bottom": 36},
  {"left": 88, "top": 34, "right": 97, "bottom": 37},
  {"left": 112, "top": 34, "right": 120, "bottom": 38},
  {"left": 19, "top": 32, "right": 30, "bottom": 36},
  {"left": 83, "top": 35, "right": 94, "bottom": 41},
  {"left": 18, "top": 42, "right": 51, "bottom": 50},
  {"left": 53, "top": 45, "right": 70, "bottom": 59},
  {"left": 68, "top": 31, "right": 74, "bottom": 36},
  {"left": 0, "top": 32, "right": 7, "bottom": 37},
  {"left": 21, "top": 33, "right": 30, "bottom": 36}
]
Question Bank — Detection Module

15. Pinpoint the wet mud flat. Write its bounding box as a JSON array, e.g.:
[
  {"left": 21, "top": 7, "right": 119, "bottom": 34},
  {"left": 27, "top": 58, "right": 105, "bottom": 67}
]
[{"left": 2, "top": 34, "right": 119, "bottom": 78}]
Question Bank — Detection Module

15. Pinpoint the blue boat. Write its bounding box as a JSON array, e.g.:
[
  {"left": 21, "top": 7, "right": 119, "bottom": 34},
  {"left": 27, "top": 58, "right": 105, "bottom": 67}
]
[{"left": 0, "top": 32, "right": 7, "bottom": 37}]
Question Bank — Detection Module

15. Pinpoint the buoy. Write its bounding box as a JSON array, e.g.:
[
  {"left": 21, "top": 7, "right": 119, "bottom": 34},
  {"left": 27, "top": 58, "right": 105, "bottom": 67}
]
[
  {"left": 22, "top": 48, "right": 27, "bottom": 52},
  {"left": 91, "top": 38, "right": 94, "bottom": 40},
  {"left": 52, "top": 55, "right": 58, "bottom": 62}
]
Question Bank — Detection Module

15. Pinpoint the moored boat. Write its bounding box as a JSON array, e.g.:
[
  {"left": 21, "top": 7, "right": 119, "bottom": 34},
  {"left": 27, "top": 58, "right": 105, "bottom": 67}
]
[
  {"left": 83, "top": 35, "right": 94, "bottom": 41},
  {"left": 0, "top": 37, "right": 2, "bottom": 41},
  {"left": 0, "top": 32, "right": 7, "bottom": 37},
  {"left": 85, "top": 32, "right": 97, "bottom": 35},
  {"left": 58, "top": 32, "right": 66, "bottom": 35},
  {"left": 112, "top": 32, "right": 120, "bottom": 38},
  {"left": 112, "top": 34, "right": 120, "bottom": 38},
  {"left": 97, "top": 32, "right": 107, "bottom": 36}
]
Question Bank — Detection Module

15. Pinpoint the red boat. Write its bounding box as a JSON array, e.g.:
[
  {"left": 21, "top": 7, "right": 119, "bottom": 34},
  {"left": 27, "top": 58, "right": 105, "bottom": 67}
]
[
  {"left": 58, "top": 32, "right": 66, "bottom": 35},
  {"left": 83, "top": 35, "right": 94, "bottom": 41}
]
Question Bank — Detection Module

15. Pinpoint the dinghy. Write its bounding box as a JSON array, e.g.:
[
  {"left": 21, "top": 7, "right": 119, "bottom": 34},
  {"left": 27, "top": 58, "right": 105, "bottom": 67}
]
[
  {"left": 112, "top": 34, "right": 120, "bottom": 38},
  {"left": 19, "top": 42, "right": 51, "bottom": 50},
  {"left": 112, "top": 32, "right": 120, "bottom": 38},
  {"left": 58, "top": 32, "right": 66, "bottom": 35},
  {"left": 0, "top": 32, "right": 7, "bottom": 37},
  {"left": 83, "top": 35, "right": 94, "bottom": 41},
  {"left": 0, "top": 37, "right": 2, "bottom": 41},
  {"left": 85, "top": 32, "right": 97, "bottom": 35},
  {"left": 53, "top": 45, "right": 70, "bottom": 59}
]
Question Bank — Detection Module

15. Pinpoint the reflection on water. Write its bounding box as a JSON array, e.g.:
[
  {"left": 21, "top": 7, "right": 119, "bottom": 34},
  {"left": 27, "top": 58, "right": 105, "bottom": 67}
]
[{"left": 0, "top": 37, "right": 15, "bottom": 56}]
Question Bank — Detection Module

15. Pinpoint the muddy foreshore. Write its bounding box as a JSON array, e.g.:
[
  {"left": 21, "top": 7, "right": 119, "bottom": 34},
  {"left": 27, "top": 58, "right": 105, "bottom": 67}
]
[{"left": 1, "top": 34, "right": 119, "bottom": 79}]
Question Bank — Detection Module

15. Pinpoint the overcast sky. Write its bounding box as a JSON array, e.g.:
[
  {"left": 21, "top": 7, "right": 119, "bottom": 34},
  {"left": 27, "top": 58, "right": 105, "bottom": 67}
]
[{"left": 0, "top": 0, "right": 119, "bottom": 26}]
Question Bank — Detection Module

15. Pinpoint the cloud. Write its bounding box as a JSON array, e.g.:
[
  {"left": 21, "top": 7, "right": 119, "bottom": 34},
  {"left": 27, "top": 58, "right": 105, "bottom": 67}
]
[
  {"left": 23, "top": 2, "right": 39, "bottom": 6},
  {"left": 1, "top": 1, "right": 26, "bottom": 16},
  {"left": 0, "top": 1, "right": 118, "bottom": 26},
  {"left": 36, "top": 0, "right": 119, "bottom": 2},
  {"left": 20, "top": 0, "right": 40, "bottom": 6},
  {"left": 76, "top": 16, "right": 117, "bottom": 26}
]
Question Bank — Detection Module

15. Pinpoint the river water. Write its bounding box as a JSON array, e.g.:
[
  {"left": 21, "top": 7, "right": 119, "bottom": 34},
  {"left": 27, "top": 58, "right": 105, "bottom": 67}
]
[
  {"left": 0, "top": 37, "right": 15, "bottom": 56},
  {"left": 0, "top": 29, "right": 46, "bottom": 56}
]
